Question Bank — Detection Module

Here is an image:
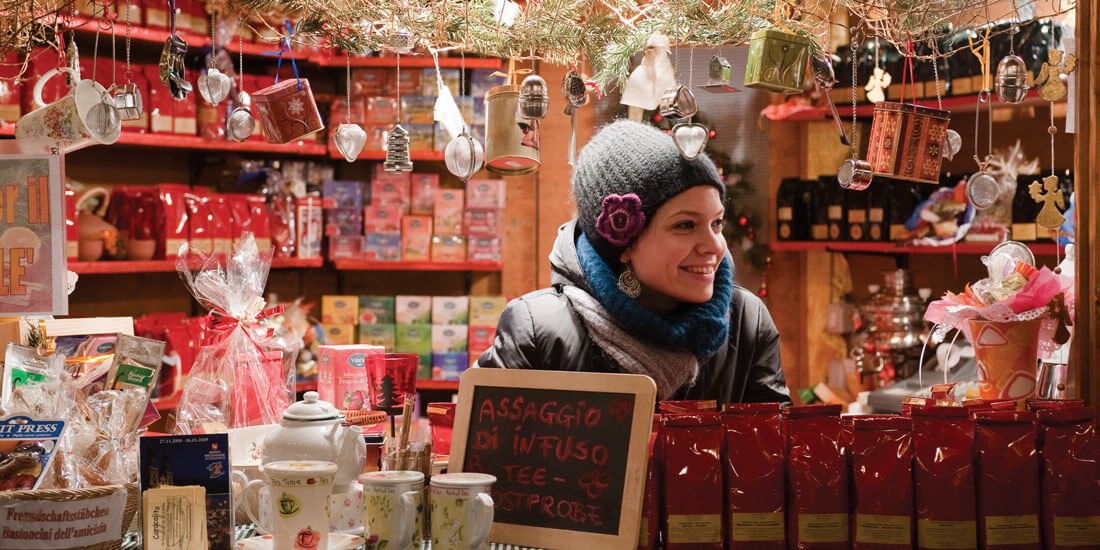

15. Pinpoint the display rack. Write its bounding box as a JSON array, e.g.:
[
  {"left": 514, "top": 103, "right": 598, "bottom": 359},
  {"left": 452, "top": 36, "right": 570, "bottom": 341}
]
[
  {"left": 769, "top": 90, "right": 1049, "bottom": 122},
  {"left": 69, "top": 257, "right": 324, "bottom": 275},
  {"left": 332, "top": 259, "right": 503, "bottom": 272},
  {"left": 113, "top": 132, "right": 329, "bottom": 156},
  {"left": 770, "top": 241, "right": 1062, "bottom": 256}
]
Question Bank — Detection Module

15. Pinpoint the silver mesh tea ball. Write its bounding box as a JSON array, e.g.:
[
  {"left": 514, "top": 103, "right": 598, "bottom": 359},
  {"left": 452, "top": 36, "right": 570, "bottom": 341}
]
[
  {"left": 385, "top": 30, "right": 415, "bottom": 54},
  {"left": 226, "top": 92, "right": 256, "bottom": 143},
  {"left": 444, "top": 129, "right": 484, "bottom": 181},
  {"left": 517, "top": 75, "right": 550, "bottom": 120},
  {"left": 995, "top": 55, "right": 1029, "bottom": 104},
  {"left": 384, "top": 123, "right": 413, "bottom": 172}
]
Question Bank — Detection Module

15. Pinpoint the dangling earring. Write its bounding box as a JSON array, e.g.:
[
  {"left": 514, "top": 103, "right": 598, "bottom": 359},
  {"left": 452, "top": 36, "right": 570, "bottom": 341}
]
[{"left": 618, "top": 265, "right": 642, "bottom": 298}]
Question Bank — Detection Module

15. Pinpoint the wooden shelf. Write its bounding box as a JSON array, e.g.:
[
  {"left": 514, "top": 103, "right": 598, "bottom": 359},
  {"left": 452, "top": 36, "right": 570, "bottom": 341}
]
[
  {"left": 333, "top": 149, "right": 447, "bottom": 162},
  {"left": 313, "top": 54, "right": 502, "bottom": 69},
  {"left": 332, "top": 259, "right": 502, "bottom": 271},
  {"left": 110, "top": 132, "right": 328, "bottom": 156},
  {"left": 771, "top": 240, "right": 1062, "bottom": 256},
  {"left": 70, "top": 256, "right": 323, "bottom": 274},
  {"left": 69, "top": 16, "right": 313, "bottom": 61},
  {"left": 836, "top": 90, "right": 1049, "bottom": 118},
  {"left": 416, "top": 379, "right": 460, "bottom": 391}
]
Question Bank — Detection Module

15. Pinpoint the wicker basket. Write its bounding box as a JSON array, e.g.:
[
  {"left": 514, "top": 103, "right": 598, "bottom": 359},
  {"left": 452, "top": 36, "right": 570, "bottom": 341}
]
[{"left": 1, "top": 482, "right": 140, "bottom": 550}]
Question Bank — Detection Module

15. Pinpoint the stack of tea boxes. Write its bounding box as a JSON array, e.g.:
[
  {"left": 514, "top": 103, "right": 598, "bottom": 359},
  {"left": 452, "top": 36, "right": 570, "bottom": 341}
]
[
  {"left": 321, "top": 294, "right": 507, "bottom": 380},
  {"left": 324, "top": 169, "right": 505, "bottom": 263}
]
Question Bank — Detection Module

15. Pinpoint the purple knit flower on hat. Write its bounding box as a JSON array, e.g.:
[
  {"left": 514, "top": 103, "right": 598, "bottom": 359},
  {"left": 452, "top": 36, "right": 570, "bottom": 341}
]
[{"left": 595, "top": 193, "right": 646, "bottom": 247}]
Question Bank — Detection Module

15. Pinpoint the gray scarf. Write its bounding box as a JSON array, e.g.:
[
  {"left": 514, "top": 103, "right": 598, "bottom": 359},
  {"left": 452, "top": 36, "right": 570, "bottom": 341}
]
[{"left": 562, "top": 285, "right": 699, "bottom": 400}]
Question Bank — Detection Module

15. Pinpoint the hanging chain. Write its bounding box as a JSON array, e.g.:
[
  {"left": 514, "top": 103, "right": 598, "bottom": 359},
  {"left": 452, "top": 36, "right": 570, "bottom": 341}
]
[
  {"left": 850, "top": 29, "right": 858, "bottom": 159},
  {"left": 239, "top": 30, "right": 245, "bottom": 89},
  {"left": 396, "top": 53, "right": 402, "bottom": 122},
  {"left": 931, "top": 40, "right": 943, "bottom": 110},
  {"left": 688, "top": 45, "right": 694, "bottom": 87},
  {"left": 345, "top": 51, "right": 352, "bottom": 124},
  {"left": 110, "top": 9, "right": 117, "bottom": 85},
  {"left": 124, "top": 0, "right": 133, "bottom": 82},
  {"left": 209, "top": 10, "right": 217, "bottom": 68}
]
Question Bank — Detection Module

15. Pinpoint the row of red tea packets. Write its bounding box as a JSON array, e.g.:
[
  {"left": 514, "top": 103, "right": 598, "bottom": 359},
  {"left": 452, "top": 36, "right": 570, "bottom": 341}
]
[
  {"left": 348, "top": 68, "right": 500, "bottom": 99},
  {"left": 642, "top": 398, "right": 1098, "bottom": 550}
]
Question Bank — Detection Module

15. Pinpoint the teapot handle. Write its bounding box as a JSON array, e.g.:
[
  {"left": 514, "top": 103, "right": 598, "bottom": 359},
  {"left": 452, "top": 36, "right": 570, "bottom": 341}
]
[
  {"left": 33, "top": 67, "right": 76, "bottom": 109},
  {"left": 76, "top": 187, "right": 111, "bottom": 217}
]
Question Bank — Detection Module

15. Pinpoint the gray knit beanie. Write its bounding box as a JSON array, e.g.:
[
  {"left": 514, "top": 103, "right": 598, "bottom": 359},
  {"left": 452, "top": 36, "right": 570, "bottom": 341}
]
[{"left": 572, "top": 119, "right": 726, "bottom": 261}]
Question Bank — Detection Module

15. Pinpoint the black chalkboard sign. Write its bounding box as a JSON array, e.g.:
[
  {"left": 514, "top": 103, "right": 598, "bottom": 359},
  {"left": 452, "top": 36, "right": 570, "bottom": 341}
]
[{"left": 449, "top": 369, "right": 656, "bottom": 550}]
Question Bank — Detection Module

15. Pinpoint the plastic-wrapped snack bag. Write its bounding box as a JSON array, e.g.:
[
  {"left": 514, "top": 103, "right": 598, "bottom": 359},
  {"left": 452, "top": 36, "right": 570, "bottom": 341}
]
[{"left": 173, "top": 233, "right": 292, "bottom": 433}]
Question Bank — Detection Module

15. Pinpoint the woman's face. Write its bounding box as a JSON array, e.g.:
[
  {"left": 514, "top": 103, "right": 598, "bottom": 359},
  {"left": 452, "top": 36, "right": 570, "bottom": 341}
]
[{"left": 620, "top": 186, "right": 727, "bottom": 313}]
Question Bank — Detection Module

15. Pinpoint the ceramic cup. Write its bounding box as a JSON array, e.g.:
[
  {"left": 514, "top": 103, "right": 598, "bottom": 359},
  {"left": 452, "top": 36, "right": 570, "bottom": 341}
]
[
  {"left": 243, "top": 460, "right": 336, "bottom": 550},
  {"left": 359, "top": 471, "right": 424, "bottom": 550},
  {"left": 430, "top": 473, "right": 496, "bottom": 550},
  {"left": 16, "top": 67, "right": 121, "bottom": 154},
  {"left": 237, "top": 474, "right": 364, "bottom": 534}
]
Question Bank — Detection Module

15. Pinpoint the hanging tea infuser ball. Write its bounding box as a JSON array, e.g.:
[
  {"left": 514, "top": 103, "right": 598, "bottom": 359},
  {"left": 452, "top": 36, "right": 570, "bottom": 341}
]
[
  {"left": 995, "top": 54, "right": 1030, "bottom": 104},
  {"left": 517, "top": 75, "right": 550, "bottom": 120},
  {"left": 658, "top": 85, "right": 698, "bottom": 120},
  {"left": 198, "top": 66, "right": 233, "bottom": 105},
  {"left": 671, "top": 123, "right": 709, "bottom": 161},
  {"left": 384, "top": 123, "right": 414, "bottom": 172},
  {"left": 445, "top": 128, "right": 484, "bottom": 181},
  {"left": 87, "top": 91, "right": 121, "bottom": 139},
  {"left": 227, "top": 92, "right": 256, "bottom": 142},
  {"left": 967, "top": 171, "right": 1001, "bottom": 210},
  {"left": 333, "top": 123, "right": 367, "bottom": 163},
  {"left": 942, "top": 129, "right": 962, "bottom": 160}
]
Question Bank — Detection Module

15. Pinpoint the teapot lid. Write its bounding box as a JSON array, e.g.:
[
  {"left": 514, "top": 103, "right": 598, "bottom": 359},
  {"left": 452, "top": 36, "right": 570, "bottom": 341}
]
[{"left": 283, "top": 391, "right": 342, "bottom": 422}]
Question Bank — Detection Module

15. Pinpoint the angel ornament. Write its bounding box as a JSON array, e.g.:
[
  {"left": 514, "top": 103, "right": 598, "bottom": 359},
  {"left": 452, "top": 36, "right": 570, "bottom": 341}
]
[
  {"left": 1029, "top": 174, "right": 1066, "bottom": 230},
  {"left": 1028, "top": 49, "right": 1077, "bottom": 102},
  {"left": 865, "top": 67, "right": 892, "bottom": 104},
  {"left": 620, "top": 33, "right": 677, "bottom": 120}
]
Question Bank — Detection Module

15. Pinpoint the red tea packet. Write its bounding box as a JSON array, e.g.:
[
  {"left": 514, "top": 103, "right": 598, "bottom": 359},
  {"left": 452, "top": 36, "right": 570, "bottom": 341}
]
[
  {"left": 974, "top": 410, "right": 1040, "bottom": 549},
  {"left": 1036, "top": 406, "right": 1100, "bottom": 549},
  {"left": 1025, "top": 399, "right": 1085, "bottom": 412},
  {"left": 848, "top": 415, "right": 913, "bottom": 549},
  {"left": 722, "top": 402, "right": 785, "bottom": 549},
  {"left": 659, "top": 400, "right": 718, "bottom": 414},
  {"left": 662, "top": 412, "right": 723, "bottom": 549},
  {"left": 426, "top": 402, "right": 457, "bottom": 456},
  {"left": 962, "top": 398, "right": 1018, "bottom": 412},
  {"left": 912, "top": 406, "right": 977, "bottom": 550},
  {"left": 786, "top": 404, "right": 848, "bottom": 549}
]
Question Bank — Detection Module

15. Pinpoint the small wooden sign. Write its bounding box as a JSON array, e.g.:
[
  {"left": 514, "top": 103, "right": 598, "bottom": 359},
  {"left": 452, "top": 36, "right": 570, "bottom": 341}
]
[{"left": 449, "top": 369, "right": 656, "bottom": 550}]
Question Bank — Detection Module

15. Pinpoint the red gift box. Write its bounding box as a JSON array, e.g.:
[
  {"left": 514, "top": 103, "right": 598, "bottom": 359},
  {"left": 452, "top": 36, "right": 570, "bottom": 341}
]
[
  {"left": 184, "top": 188, "right": 214, "bottom": 254},
  {"left": 251, "top": 78, "right": 325, "bottom": 144}
]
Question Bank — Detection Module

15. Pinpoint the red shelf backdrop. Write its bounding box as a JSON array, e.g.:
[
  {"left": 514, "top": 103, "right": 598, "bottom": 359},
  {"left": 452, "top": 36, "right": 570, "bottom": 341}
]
[
  {"left": 770, "top": 241, "right": 1062, "bottom": 256},
  {"left": 69, "top": 256, "right": 323, "bottom": 275},
  {"left": 332, "top": 259, "right": 502, "bottom": 272}
]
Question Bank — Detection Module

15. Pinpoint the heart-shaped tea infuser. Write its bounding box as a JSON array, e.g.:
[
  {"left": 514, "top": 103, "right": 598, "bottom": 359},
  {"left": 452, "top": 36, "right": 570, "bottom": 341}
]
[
  {"left": 198, "top": 67, "right": 232, "bottom": 105},
  {"left": 334, "top": 123, "right": 367, "bottom": 162},
  {"left": 672, "top": 123, "right": 709, "bottom": 161}
]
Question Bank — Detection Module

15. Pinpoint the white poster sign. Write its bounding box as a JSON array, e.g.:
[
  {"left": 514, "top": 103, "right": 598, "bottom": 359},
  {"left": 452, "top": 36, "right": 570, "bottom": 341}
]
[{"left": 0, "top": 488, "right": 125, "bottom": 549}]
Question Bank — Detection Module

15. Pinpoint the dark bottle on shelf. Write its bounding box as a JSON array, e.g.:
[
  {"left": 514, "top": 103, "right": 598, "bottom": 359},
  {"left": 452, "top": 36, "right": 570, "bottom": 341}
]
[
  {"left": 810, "top": 179, "right": 830, "bottom": 240},
  {"left": 1012, "top": 174, "right": 1042, "bottom": 242},
  {"left": 776, "top": 178, "right": 801, "bottom": 241},
  {"left": 820, "top": 176, "right": 847, "bottom": 241},
  {"left": 845, "top": 187, "right": 869, "bottom": 241},
  {"left": 867, "top": 183, "right": 889, "bottom": 241},
  {"left": 887, "top": 179, "right": 921, "bottom": 241}
]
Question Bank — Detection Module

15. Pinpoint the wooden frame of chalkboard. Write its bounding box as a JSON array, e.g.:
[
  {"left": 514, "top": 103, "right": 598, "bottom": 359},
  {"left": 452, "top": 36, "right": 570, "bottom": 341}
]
[{"left": 448, "top": 369, "right": 657, "bottom": 550}]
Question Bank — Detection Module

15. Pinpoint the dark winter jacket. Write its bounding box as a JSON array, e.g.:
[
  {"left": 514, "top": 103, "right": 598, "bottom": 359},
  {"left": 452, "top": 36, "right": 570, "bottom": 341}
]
[{"left": 477, "top": 221, "right": 791, "bottom": 405}]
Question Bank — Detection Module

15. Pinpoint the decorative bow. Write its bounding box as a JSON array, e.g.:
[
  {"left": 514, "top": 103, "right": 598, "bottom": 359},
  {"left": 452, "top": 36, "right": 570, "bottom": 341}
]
[{"left": 264, "top": 20, "right": 302, "bottom": 90}]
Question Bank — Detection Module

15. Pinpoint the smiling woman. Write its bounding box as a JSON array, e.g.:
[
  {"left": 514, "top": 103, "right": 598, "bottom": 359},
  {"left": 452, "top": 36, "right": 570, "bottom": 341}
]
[{"left": 476, "top": 120, "right": 790, "bottom": 405}]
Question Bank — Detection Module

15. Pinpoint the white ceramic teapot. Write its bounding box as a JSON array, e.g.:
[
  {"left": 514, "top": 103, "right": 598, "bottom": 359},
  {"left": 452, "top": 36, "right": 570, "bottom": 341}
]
[{"left": 261, "top": 391, "right": 365, "bottom": 493}]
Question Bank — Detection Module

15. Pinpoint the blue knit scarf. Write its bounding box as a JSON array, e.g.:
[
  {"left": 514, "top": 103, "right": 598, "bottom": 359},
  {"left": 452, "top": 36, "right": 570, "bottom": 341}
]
[{"left": 575, "top": 233, "right": 734, "bottom": 360}]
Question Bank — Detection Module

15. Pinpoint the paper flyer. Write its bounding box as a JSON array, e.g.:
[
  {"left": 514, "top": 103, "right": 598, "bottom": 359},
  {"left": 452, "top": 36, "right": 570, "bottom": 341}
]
[{"left": 0, "top": 154, "right": 66, "bottom": 315}]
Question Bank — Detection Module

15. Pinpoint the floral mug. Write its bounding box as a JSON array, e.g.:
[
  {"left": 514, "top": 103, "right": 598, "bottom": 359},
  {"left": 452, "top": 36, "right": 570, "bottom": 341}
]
[
  {"left": 16, "top": 67, "right": 120, "bottom": 154},
  {"left": 243, "top": 460, "right": 336, "bottom": 550},
  {"left": 430, "top": 473, "right": 496, "bottom": 550},
  {"left": 359, "top": 471, "right": 424, "bottom": 550}
]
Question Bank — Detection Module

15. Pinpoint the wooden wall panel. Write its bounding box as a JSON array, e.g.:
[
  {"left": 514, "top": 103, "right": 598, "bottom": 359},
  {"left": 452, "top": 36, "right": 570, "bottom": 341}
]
[{"left": 1072, "top": 1, "right": 1097, "bottom": 412}]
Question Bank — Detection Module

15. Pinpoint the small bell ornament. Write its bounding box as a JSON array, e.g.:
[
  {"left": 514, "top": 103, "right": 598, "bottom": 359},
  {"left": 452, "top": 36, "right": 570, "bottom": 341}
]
[
  {"left": 445, "top": 128, "right": 484, "bottom": 181},
  {"left": 517, "top": 75, "right": 550, "bottom": 120},
  {"left": 995, "top": 54, "right": 1030, "bottom": 104},
  {"left": 384, "top": 123, "right": 414, "bottom": 172},
  {"left": 334, "top": 123, "right": 367, "bottom": 163},
  {"left": 227, "top": 92, "right": 256, "bottom": 142}
]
